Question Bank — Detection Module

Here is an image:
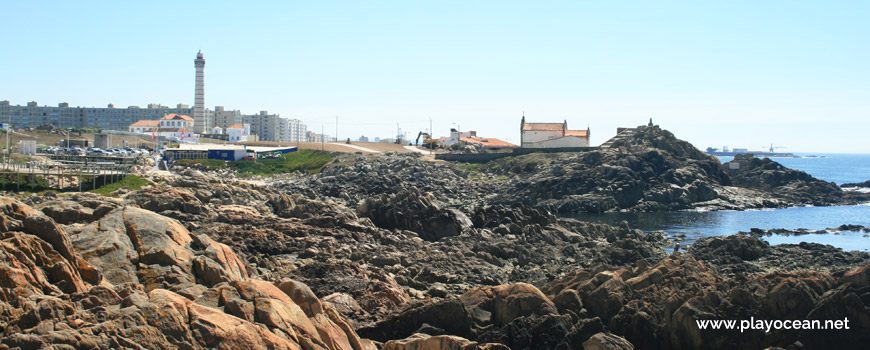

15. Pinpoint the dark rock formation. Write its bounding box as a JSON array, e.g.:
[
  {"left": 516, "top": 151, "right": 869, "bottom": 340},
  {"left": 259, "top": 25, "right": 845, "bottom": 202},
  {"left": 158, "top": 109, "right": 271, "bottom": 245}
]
[
  {"left": 691, "top": 234, "right": 870, "bottom": 276},
  {"left": 841, "top": 180, "right": 870, "bottom": 188},
  {"left": 357, "top": 188, "right": 473, "bottom": 241},
  {"left": 723, "top": 154, "right": 852, "bottom": 206}
]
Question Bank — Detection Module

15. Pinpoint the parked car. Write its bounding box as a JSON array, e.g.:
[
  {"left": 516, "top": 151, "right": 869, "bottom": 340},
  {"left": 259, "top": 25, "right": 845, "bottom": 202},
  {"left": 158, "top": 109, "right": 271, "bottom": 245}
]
[{"left": 87, "top": 148, "right": 110, "bottom": 155}]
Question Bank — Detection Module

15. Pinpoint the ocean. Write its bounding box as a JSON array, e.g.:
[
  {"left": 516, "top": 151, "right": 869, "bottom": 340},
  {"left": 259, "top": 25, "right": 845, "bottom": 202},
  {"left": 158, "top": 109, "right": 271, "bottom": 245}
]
[{"left": 571, "top": 153, "right": 870, "bottom": 252}]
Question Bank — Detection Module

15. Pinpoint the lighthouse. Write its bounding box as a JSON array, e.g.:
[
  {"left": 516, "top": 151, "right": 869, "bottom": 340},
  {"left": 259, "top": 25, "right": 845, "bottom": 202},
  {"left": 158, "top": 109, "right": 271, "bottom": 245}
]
[{"left": 193, "top": 50, "right": 206, "bottom": 133}]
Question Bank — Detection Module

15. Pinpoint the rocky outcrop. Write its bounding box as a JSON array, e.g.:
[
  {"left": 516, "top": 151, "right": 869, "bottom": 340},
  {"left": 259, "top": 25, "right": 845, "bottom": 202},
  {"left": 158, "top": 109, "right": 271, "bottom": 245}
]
[
  {"left": 272, "top": 153, "right": 493, "bottom": 208},
  {"left": 542, "top": 254, "right": 870, "bottom": 349},
  {"left": 0, "top": 196, "right": 374, "bottom": 350},
  {"left": 723, "top": 154, "right": 856, "bottom": 206},
  {"left": 482, "top": 126, "right": 780, "bottom": 213},
  {"left": 841, "top": 180, "right": 870, "bottom": 188},
  {"left": 690, "top": 234, "right": 870, "bottom": 276},
  {"left": 361, "top": 282, "right": 606, "bottom": 349},
  {"left": 358, "top": 188, "right": 473, "bottom": 241}
]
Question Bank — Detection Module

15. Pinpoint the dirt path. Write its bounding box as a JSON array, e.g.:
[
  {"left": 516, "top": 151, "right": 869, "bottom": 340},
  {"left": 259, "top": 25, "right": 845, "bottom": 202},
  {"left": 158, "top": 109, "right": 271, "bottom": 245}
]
[{"left": 328, "top": 143, "right": 381, "bottom": 153}]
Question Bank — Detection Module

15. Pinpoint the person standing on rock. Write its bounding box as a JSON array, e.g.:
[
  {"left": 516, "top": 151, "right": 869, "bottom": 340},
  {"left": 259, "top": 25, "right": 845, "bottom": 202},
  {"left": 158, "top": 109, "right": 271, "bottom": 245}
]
[{"left": 673, "top": 242, "right": 681, "bottom": 253}]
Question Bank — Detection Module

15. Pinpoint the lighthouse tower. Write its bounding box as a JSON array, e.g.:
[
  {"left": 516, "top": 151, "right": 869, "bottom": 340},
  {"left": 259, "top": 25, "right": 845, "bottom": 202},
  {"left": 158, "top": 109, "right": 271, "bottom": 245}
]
[{"left": 193, "top": 50, "right": 206, "bottom": 133}]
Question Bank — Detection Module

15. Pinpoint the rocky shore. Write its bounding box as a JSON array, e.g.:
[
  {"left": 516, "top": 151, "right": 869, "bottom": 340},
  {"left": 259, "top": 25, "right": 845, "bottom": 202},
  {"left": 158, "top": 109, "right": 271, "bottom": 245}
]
[
  {"left": 2, "top": 124, "right": 868, "bottom": 349},
  {"left": 275, "top": 125, "right": 870, "bottom": 214}
]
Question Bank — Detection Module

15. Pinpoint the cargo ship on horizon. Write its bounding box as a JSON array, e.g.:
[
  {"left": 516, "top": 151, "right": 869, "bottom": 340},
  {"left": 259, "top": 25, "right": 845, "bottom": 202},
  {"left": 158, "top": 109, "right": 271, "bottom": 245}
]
[{"left": 705, "top": 145, "right": 796, "bottom": 158}]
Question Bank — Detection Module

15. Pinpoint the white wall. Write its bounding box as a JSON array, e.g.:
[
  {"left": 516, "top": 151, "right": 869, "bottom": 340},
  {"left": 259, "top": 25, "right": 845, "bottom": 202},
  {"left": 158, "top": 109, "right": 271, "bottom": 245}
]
[
  {"left": 522, "top": 130, "right": 562, "bottom": 144},
  {"left": 522, "top": 136, "right": 589, "bottom": 148},
  {"left": 19, "top": 140, "right": 36, "bottom": 155}
]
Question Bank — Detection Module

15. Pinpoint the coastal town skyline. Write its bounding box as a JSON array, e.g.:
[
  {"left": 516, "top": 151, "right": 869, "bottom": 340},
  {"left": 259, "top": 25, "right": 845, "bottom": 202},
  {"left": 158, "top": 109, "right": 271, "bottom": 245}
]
[{"left": 1, "top": 1, "right": 867, "bottom": 153}]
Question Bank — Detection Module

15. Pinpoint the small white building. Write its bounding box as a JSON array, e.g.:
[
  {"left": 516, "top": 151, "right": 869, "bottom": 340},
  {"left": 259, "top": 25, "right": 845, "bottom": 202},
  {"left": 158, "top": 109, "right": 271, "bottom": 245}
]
[
  {"left": 19, "top": 140, "right": 37, "bottom": 155},
  {"left": 211, "top": 126, "right": 224, "bottom": 134},
  {"left": 442, "top": 129, "right": 478, "bottom": 147},
  {"left": 520, "top": 116, "right": 590, "bottom": 148},
  {"left": 226, "top": 123, "right": 251, "bottom": 142}
]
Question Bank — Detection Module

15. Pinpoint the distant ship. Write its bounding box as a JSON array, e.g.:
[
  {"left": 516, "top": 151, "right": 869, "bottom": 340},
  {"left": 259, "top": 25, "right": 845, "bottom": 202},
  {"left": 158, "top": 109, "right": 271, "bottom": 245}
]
[{"left": 705, "top": 144, "right": 796, "bottom": 158}]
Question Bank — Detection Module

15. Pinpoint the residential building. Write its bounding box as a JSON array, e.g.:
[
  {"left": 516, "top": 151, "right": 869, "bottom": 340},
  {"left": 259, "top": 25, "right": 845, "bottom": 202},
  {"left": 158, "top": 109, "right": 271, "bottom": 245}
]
[
  {"left": 459, "top": 136, "right": 518, "bottom": 151},
  {"left": 159, "top": 113, "right": 194, "bottom": 130},
  {"left": 213, "top": 106, "right": 243, "bottom": 129},
  {"left": 126, "top": 113, "right": 196, "bottom": 141},
  {"left": 443, "top": 129, "right": 478, "bottom": 146},
  {"left": 0, "top": 100, "right": 206, "bottom": 131},
  {"left": 129, "top": 120, "right": 160, "bottom": 134},
  {"left": 287, "top": 119, "right": 307, "bottom": 142},
  {"left": 244, "top": 111, "right": 282, "bottom": 141}
]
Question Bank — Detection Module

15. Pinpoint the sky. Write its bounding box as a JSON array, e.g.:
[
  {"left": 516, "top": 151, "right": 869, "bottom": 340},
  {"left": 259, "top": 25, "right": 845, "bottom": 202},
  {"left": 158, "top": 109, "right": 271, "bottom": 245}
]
[{"left": 1, "top": 0, "right": 868, "bottom": 153}]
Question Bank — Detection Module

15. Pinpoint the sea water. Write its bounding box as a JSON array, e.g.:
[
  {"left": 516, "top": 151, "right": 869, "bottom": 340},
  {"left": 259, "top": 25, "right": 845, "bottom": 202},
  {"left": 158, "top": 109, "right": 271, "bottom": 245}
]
[{"left": 571, "top": 153, "right": 870, "bottom": 252}]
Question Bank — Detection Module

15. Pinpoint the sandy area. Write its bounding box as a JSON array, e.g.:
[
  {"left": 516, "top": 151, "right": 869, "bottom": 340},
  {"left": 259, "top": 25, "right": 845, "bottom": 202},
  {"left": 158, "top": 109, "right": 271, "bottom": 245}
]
[{"left": 240, "top": 141, "right": 438, "bottom": 154}]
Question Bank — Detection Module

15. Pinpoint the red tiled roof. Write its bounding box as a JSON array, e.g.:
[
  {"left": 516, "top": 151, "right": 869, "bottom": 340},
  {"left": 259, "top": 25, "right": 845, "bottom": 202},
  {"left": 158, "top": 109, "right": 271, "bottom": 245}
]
[
  {"left": 460, "top": 136, "right": 518, "bottom": 148},
  {"left": 565, "top": 130, "right": 589, "bottom": 138},
  {"left": 227, "top": 124, "right": 244, "bottom": 129},
  {"left": 130, "top": 120, "right": 160, "bottom": 127},
  {"left": 161, "top": 113, "right": 194, "bottom": 121},
  {"left": 522, "top": 122, "right": 564, "bottom": 131}
]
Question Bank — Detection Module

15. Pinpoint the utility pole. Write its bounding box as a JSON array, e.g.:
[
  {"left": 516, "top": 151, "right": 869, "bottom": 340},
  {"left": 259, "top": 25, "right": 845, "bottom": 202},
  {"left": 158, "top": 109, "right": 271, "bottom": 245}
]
[
  {"left": 321, "top": 124, "right": 324, "bottom": 151},
  {"left": 5, "top": 118, "right": 9, "bottom": 165},
  {"left": 335, "top": 116, "right": 338, "bottom": 143}
]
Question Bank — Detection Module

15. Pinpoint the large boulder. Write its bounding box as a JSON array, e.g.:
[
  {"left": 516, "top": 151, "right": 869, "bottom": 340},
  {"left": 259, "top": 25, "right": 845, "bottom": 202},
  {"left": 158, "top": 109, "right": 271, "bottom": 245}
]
[
  {"left": 459, "top": 283, "right": 558, "bottom": 327},
  {"left": 0, "top": 197, "right": 91, "bottom": 295},
  {"left": 357, "top": 188, "right": 472, "bottom": 241},
  {"left": 383, "top": 333, "right": 509, "bottom": 350},
  {"left": 583, "top": 332, "right": 635, "bottom": 350},
  {"left": 0, "top": 195, "right": 375, "bottom": 350}
]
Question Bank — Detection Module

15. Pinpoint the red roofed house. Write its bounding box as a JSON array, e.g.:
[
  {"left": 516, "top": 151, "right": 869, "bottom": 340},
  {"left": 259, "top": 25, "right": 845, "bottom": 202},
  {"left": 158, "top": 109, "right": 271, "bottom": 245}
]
[
  {"left": 520, "top": 116, "right": 590, "bottom": 148},
  {"left": 460, "top": 136, "right": 518, "bottom": 151},
  {"left": 129, "top": 120, "right": 160, "bottom": 134},
  {"left": 128, "top": 113, "right": 197, "bottom": 141}
]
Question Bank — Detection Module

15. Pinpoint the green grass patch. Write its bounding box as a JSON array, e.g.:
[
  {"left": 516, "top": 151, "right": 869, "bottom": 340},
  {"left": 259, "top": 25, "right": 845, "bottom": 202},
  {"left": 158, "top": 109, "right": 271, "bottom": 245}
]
[
  {"left": 454, "top": 152, "right": 571, "bottom": 175},
  {"left": 0, "top": 171, "right": 51, "bottom": 192},
  {"left": 90, "top": 175, "right": 153, "bottom": 196},
  {"left": 228, "top": 150, "right": 333, "bottom": 176}
]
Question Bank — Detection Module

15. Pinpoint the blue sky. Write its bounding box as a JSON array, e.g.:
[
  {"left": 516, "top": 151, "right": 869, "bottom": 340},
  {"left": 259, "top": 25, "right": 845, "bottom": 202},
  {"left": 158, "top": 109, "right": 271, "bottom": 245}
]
[{"left": 2, "top": 1, "right": 868, "bottom": 153}]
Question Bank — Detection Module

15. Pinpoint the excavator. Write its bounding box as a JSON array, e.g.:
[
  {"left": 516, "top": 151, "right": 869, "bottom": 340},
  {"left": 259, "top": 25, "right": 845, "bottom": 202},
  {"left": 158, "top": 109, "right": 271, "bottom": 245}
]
[{"left": 415, "top": 132, "right": 441, "bottom": 149}]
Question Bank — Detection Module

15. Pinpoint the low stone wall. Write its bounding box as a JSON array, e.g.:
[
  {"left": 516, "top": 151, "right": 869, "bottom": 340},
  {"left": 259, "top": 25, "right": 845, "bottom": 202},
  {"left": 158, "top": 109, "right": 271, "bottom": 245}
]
[
  {"left": 434, "top": 153, "right": 513, "bottom": 163},
  {"left": 513, "top": 147, "right": 597, "bottom": 155},
  {"left": 435, "top": 147, "right": 598, "bottom": 163}
]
